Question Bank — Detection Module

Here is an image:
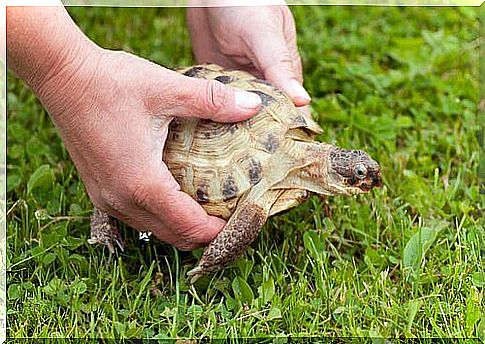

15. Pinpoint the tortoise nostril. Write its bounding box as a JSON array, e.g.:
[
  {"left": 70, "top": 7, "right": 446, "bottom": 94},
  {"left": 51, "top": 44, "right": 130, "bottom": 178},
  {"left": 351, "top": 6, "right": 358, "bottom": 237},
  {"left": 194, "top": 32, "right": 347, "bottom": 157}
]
[{"left": 372, "top": 174, "right": 382, "bottom": 187}]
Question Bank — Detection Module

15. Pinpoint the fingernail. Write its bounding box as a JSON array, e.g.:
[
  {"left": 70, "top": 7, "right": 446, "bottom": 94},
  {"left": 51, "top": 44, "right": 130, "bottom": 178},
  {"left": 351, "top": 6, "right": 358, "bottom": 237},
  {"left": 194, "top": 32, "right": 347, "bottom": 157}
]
[
  {"left": 235, "top": 90, "right": 261, "bottom": 110},
  {"left": 289, "top": 79, "right": 311, "bottom": 105}
]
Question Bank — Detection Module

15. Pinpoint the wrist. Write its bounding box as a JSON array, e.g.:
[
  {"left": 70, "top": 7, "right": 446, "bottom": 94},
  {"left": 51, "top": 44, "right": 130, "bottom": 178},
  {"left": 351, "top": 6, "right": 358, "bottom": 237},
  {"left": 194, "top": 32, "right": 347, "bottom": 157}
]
[
  {"left": 7, "top": 7, "right": 102, "bottom": 107},
  {"left": 32, "top": 38, "right": 103, "bottom": 115},
  {"left": 26, "top": 21, "right": 102, "bottom": 106}
]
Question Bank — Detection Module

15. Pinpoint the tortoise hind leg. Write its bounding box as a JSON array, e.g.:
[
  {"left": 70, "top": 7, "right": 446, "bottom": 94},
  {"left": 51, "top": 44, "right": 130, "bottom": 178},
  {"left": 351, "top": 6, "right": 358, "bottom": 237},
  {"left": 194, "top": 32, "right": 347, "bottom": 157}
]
[
  {"left": 87, "top": 207, "right": 124, "bottom": 254},
  {"left": 188, "top": 190, "right": 282, "bottom": 283}
]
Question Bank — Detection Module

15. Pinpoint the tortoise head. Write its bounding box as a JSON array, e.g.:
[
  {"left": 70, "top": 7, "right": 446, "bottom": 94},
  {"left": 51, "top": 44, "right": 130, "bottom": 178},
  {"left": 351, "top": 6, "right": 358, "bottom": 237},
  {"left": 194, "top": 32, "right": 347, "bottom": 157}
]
[{"left": 327, "top": 147, "right": 382, "bottom": 195}]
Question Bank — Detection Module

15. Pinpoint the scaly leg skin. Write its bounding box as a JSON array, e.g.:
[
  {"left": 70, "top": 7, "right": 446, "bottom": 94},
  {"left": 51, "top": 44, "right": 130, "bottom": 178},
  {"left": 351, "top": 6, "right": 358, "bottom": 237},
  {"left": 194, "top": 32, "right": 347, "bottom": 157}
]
[
  {"left": 187, "top": 191, "right": 281, "bottom": 284},
  {"left": 87, "top": 207, "right": 124, "bottom": 254}
]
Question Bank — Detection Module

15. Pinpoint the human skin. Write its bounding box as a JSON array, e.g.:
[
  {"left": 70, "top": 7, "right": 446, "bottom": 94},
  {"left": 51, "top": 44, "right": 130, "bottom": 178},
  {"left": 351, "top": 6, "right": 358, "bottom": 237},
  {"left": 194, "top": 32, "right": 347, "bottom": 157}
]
[
  {"left": 7, "top": 5, "right": 308, "bottom": 250},
  {"left": 187, "top": 4, "right": 311, "bottom": 107}
]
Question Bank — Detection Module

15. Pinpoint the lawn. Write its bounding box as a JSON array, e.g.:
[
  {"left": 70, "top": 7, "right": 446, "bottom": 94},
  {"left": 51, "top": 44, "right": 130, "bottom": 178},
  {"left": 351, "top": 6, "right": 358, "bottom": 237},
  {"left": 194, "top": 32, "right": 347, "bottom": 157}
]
[{"left": 6, "top": 5, "right": 484, "bottom": 339}]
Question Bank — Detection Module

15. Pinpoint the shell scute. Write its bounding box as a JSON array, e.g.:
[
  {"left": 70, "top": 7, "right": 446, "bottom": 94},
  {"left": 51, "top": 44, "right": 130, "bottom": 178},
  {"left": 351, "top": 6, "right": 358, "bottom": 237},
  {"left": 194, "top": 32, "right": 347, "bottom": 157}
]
[{"left": 165, "top": 64, "right": 319, "bottom": 206}]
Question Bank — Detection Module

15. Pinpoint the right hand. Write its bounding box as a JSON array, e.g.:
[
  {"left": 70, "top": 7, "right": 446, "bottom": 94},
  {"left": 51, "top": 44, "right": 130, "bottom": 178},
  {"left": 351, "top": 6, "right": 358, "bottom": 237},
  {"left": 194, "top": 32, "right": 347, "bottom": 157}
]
[{"left": 187, "top": 4, "right": 311, "bottom": 114}]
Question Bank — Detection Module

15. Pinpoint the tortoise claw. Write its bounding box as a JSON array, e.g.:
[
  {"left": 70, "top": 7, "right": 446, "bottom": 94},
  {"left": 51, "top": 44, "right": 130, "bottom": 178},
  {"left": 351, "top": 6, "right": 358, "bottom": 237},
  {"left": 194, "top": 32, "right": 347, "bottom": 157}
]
[
  {"left": 87, "top": 235, "right": 124, "bottom": 254},
  {"left": 187, "top": 266, "right": 204, "bottom": 284},
  {"left": 114, "top": 237, "right": 125, "bottom": 252}
]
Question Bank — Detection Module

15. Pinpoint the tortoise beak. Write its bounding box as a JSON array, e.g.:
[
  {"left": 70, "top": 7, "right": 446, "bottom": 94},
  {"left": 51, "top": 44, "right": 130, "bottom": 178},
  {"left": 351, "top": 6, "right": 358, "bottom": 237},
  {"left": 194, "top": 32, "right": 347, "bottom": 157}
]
[
  {"left": 370, "top": 169, "right": 382, "bottom": 188},
  {"left": 357, "top": 170, "right": 382, "bottom": 192}
]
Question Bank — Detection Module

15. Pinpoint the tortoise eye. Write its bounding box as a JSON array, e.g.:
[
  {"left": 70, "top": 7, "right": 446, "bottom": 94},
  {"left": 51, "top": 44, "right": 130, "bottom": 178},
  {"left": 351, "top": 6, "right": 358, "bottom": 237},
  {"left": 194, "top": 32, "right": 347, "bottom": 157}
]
[{"left": 354, "top": 164, "right": 367, "bottom": 179}]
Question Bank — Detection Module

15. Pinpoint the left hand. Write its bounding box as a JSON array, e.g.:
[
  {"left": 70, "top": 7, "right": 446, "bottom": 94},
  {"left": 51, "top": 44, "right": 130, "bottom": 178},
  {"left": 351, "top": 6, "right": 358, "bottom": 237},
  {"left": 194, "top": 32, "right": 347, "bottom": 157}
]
[{"left": 187, "top": 5, "right": 311, "bottom": 108}]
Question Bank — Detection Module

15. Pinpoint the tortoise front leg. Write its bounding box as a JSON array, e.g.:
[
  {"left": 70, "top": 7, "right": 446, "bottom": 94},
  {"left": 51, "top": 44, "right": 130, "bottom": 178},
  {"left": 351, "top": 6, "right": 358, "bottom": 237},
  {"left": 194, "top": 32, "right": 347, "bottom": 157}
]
[
  {"left": 87, "top": 207, "right": 124, "bottom": 254},
  {"left": 188, "top": 190, "right": 281, "bottom": 283}
]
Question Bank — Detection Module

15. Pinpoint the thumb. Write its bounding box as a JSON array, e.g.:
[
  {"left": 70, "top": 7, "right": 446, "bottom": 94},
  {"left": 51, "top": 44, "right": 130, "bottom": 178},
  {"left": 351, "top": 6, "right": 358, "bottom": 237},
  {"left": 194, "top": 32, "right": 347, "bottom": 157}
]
[
  {"left": 249, "top": 30, "right": 311, "bottom": 107},
  {"left": 160, "top": 70, "right": 262, "bottom": 123}
]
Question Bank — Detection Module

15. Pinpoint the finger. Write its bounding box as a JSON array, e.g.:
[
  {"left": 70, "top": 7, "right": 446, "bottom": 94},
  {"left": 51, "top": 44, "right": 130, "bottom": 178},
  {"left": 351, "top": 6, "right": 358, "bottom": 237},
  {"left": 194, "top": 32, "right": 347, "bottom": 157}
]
[
  {"left": 91, "top": 189, "right": 178, "bottom": 248},
  {"left": 247, "top": 28, "right": 310, "bottom": 107},
  {"left": 187, "top": 7, "right": 221, "bottom": 65},
  {"left": 100, "top": 202, "right": 219, "bottom": 252},
  {"left": 298, "top": 105, "right": 312, "bottom": 118},
  {"left": 153, "top": 189, "right": 227, "bottom": 250},
  {"left": 129, "top": 164, "right": 226, "bottom": 251},
  {"left": 146, "top": 68, "right": 261, "bottom": 123},
  {"left": 282, "top": 7, "right": 304, "bottom": 84},
  {"left": 290, "top": 49, "right": 303, "bottom": 84}
]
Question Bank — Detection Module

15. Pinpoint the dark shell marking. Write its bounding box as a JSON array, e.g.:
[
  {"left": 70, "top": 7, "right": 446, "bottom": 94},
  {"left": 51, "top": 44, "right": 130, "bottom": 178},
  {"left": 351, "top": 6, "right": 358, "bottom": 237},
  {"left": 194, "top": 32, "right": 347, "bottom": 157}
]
[
  {"left": 168, "top": 120, "right": 182, "bottom": 139},
  {"left": 251, "top": 78, "right": 273, "bottom": 86},
  {"left": 222, "top": 175, "right": 238, "bottom": 201},
  {"left": 196, "top": 184, "right": 210, "bottom": 203},
  {"left": 290, "top": 114, "right": 308, "bottom": 126},
  {"left": 229, "top": 123, "right": 238, "bottom": 134},
  {"left": 249, "top": 158, "right": 263, "bottom": 185},
  {"left": 169, "top": 119, "right": 182, "bottom": 131},
  {"left": 199, "top": 122, "right": 238, "bottom": 138},
  {"left": 248, "top": 90, "right": 276, "bottom": 107},
  {"left": 263, "top": 133, "right": 279, "bottom": 153},
  {"left": 183, "top": 66, "right": 204, "bottom": 77},
  {"left": 251, "top": 79, "right": 286, "bottom": 96},
  {"left": 214, "top": 75, "right": 233, "bottom": 84}
]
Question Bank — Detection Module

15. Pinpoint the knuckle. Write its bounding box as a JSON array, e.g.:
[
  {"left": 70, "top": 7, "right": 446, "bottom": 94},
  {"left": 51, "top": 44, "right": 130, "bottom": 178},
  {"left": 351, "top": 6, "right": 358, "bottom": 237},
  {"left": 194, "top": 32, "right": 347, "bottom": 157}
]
[
  {"left": 264, "top": 52, "right": 297, "bottom": 79},
  {"left": 277, "top": 52, "right": 295, "bottom": 68},
  {"left": 203, "top": 80, "right": 230, "bottom": 116}
]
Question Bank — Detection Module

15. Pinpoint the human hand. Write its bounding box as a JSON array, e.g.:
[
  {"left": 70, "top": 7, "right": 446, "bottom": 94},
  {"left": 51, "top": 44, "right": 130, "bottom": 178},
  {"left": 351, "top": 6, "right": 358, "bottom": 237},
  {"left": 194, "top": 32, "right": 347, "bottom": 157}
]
[
  {"left": 40, "top": 48, "right": 264, "bottom": 250},
  {"left": 8, "top": 7, "right": 262, "bottom": 250},
  {"left": 187, "top": 5, "right": 311, "bottom": 108}
]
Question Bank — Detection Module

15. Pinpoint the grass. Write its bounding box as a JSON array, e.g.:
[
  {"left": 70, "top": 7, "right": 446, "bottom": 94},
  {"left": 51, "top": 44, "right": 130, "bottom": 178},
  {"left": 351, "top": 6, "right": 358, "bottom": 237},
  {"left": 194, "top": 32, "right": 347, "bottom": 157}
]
[{"left": 6, "top": 6, "right": 484, "bottom": 340}]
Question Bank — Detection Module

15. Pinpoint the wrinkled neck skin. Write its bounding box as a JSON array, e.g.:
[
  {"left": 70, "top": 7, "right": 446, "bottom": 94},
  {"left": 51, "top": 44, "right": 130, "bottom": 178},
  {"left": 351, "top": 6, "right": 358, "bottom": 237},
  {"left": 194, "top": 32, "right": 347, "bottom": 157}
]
[
  {"left": 272, "top": 142, "right": 336, "bottom": 195},
  {"left": 297, "top": 142, "right": 351, "bottom": 196}
]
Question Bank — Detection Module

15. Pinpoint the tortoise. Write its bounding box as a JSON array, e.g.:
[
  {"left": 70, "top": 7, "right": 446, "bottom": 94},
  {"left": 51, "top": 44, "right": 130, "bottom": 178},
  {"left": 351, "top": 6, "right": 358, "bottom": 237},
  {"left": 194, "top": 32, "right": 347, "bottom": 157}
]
[{"left": 88, "top": 64, "right": 382, "bottom": 283}]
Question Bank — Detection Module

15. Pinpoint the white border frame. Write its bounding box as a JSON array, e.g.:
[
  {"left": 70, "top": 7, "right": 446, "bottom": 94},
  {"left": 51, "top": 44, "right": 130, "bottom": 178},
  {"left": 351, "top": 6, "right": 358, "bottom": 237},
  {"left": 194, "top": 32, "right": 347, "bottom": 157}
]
[{"left": 1, "top": 1, "right": 483, "bottom": 343}]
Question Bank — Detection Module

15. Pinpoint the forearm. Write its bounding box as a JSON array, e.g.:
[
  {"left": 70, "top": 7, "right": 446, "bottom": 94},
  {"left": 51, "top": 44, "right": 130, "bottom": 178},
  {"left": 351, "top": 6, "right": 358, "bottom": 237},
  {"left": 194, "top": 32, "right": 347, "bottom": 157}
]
[{"left": 7, "top": 6, "right": 99, "bottom": 96}]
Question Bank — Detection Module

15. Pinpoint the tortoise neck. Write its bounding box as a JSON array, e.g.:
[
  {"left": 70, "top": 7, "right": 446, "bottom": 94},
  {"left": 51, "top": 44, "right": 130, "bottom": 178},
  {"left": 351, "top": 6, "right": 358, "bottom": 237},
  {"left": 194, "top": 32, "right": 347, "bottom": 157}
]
[
  {"left": 271, "top": 141, "right": 341, "bottom": 196},
  {"left": 288, "top": 141, "right": 343, "bottom": 195},
  {"left": 304, "top": 141, "right": 337, "bottom": 161}
]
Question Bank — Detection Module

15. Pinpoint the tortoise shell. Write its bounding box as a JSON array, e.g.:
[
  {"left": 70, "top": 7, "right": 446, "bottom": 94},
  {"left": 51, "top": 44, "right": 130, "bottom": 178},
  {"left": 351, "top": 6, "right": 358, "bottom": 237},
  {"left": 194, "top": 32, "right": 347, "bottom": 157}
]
[{"left": 163, "top": 64, "right": 323, "bottom": 219}]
